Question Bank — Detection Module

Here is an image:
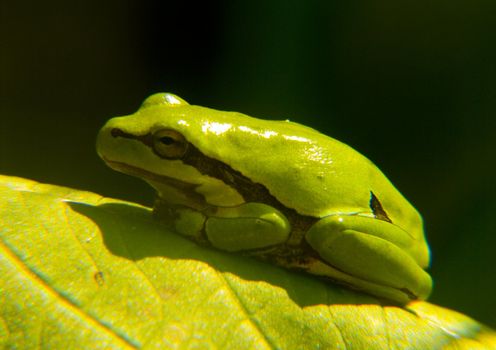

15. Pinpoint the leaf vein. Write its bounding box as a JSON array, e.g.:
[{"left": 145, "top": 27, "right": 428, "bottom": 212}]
[
  {"left": 218, "top": 274, "right": 276, "bottom": 350},
  {"left": 325, "top": 307, "right": 347, "bottom": 350},
  {"left": 115, "top": 227, "right": 167, "bottom": 320},
  {"left": 382, "top": 307, "right": 392, "bottom": 350}
]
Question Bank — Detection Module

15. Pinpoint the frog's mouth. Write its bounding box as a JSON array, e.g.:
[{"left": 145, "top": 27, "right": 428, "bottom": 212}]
[{"left": 102, "top": 157, "right": 207, "bottom": 209}]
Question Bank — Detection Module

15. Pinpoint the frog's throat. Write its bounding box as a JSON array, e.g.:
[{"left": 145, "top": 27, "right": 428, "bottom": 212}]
[{"left": 103, "top": 157, "right": 206, "bottom": 208}]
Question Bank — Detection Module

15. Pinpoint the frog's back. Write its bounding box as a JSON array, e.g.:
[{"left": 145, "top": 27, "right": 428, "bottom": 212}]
[{"left": 175, "top": 107, "right": 396, "bottom": 217}]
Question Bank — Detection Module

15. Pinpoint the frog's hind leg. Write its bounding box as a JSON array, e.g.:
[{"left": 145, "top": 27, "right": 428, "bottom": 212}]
[{"left": 305, "top": 215, "right": 432, "bottom": 301}]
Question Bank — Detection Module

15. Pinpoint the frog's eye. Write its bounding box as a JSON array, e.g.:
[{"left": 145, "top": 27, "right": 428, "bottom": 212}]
[
  {"left": 152, "top": 129, "right": 188, "bottom": 159},
  {"left": 141, "top": 93, "right": 189, "bottom": 108}
]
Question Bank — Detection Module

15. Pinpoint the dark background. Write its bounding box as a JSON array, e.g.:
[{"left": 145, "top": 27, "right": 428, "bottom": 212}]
[{"left": 1, "top": 1, "right": 495, "bottom": 327}]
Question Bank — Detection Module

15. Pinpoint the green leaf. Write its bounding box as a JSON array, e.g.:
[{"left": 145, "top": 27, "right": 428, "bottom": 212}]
[{"left": 1, "top": 175, "right": 495, "bottom": 349}]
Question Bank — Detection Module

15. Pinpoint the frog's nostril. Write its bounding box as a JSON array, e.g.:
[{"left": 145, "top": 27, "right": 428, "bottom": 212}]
[{"left": 111, "top": 128, "right": 125, "bottom": 138}]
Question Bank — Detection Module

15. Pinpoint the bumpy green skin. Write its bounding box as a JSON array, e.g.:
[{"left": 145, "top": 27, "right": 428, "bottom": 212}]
[{"left": 97, "top": 93, "right": 432, "bottom": 304}]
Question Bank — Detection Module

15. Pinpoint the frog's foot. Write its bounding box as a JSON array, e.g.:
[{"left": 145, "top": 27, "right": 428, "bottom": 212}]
[
  {"left": 204, "top": 202, "right": 291, "bottom": 252},
  {"left": 305, "top": 215, "right": 432, "bottom": 301}
]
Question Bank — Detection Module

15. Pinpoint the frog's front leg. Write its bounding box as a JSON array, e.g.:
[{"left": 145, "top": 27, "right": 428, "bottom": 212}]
[
  {"left": 166, "top": 202, "right": 291, "bottom": 252},
  {"left": 305, "top": 215, "right": 432, "bottom": 301},
  {"left": 206, "top": 203, "right": 291, "bottom": 251}
]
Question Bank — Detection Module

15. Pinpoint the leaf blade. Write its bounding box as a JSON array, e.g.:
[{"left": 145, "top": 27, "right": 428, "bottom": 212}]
[{"left": 1, "top": 175, "right": 495, "bottom": 349}]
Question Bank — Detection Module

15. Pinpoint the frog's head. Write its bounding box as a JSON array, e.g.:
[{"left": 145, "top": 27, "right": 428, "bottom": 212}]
[{"left": 97, "top": 93, "right": 254, "bottom": 210}]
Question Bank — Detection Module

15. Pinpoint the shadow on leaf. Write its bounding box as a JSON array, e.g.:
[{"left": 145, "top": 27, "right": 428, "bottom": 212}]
[{"left": 70, "top": 201, "right": 378, "bottom": 308}]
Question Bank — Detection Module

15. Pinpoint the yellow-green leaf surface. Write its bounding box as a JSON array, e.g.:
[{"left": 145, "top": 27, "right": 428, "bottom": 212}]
[{"left": 1, "top": 175, "right": 495, "bottom": 349}]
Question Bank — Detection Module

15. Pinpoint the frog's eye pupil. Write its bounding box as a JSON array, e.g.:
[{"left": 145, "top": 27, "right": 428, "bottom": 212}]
[
  {"left": 160, "top": 136, "right": 176, "bottom": 145},
  {"left": 153, "top": 129, "right": 188, "bottom": 159}
]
